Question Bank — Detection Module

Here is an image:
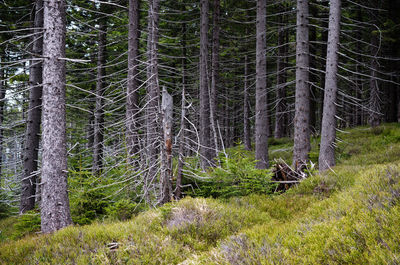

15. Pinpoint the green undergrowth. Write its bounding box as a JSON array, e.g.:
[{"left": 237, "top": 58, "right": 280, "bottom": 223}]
[{"left": 1, "top": 124, "right": 400, "bottom": 264}]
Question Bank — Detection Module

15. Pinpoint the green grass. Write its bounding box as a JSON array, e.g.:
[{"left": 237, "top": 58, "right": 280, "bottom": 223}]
[{"left": 1, "top": 124, "right": 400, "bottom": 264}]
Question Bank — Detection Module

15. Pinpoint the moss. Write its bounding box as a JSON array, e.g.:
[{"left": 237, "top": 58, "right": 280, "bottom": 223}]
[{"left": 2, "top": 124, "right": 400, "bottom": 264}]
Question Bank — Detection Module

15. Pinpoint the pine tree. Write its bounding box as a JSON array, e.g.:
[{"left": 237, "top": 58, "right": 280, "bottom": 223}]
[{"left": 40, "top": 0, "right": 72, "bottom": 233}]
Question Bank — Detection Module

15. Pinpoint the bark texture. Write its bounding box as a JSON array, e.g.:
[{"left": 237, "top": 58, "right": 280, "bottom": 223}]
[
  {"left": 145, "top": 0, "right": 160, "bottom": 202},
  {"left": 175, "top": 25, "right": 187, "bottom": 199},
  {"left": 41, "top": 0, "right": 72, "bottom": 233},
  {"left": 243, "top": 54, "right": 251, "bottom": 150},
  {"left": 199, "top": 0, "right": 214, "bottom": 169},
  {"left": 210, "top": 0, "right": 220, "bottom": 156},
  {"left": 293, "top": 0, "right": 310, "bottom": 170},
  {"left": 255, "top": 0, "right": 269, "bottom": 169},
  {"left": 0, "top": 61, "right": 5, "bottom": 186},
  {"left": 319, "top": 0, "right": 341, "bottom": 171},
  {"left": 21, "top": 0, "right": 44, "bottom": 213},
  {"left": 160, "top": 88, "right": 173, "bottom": 204},
  {"left": 274, "top": 6, "right": 287, "bottom": 139},
  {"left": 126, "top": 0, "right": 140, "bottom": 165}
]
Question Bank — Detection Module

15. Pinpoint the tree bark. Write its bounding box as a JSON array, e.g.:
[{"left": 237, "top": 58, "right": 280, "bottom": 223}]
[
  {"left": 0, "top": 59, "right": 5, "bottom": 187},
  {"left": 354, "top": 7, "right": 362, "bottom": 126},
  {"left": 293, "top": 0, "right": 310, "bottom": 170},
  {"left": 319, "top": 0, "right": 341, "bottom": 172},
  {"left": 318, "top": 1, "right": 329, "bottom": 127},
  {"left": 255, "top": 0, "right": 269, "bottom": 169},
  {"left": 210, "top": 0, "right": 220, "bottom": 157},
  {"left": 243, "top": 54, "right": 251, "bottom": 150},
  {"left": 21, "top": 0, "right": 44, "bottom": 213},
  {"left": 126, "top": 0, "right": 140, "bottom": 166},
  {"left": 160, "top": 88, "right": 173, "bottom": 204},
  {"left": 175, "top": 22, "right": 187, "bottom": 200},
  {"left": 309, "top": 3, "right": 317, "bottom": 134},
  {"left": 199, "top": 0, "right": 214, "bottom": 169},
  {"left": 274, "top": 5, "right": 287, "bottom": 139},
  {"left": 41, "top": 0, "right": 72, "bottom": 233},
  {"left": 92, "top": 7, "right": 107, "bottom": 175},
  {"left": 145, "top": 0, "right": 160, "bottom": 202}
]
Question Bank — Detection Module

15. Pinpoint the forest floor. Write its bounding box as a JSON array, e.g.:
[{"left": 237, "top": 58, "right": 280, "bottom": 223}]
[{"left": 1, "top": 124, "right": 400, "bottom": 264}]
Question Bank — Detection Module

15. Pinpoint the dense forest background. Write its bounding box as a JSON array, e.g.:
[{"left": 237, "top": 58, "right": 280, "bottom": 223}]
[{"left": 0, "top": 0, "right": 399, "bottom": 233}]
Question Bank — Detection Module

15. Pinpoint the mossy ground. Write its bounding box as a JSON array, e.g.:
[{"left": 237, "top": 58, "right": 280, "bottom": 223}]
[{"left": 1, "top": 124, "right": 400, "bottom": 264}]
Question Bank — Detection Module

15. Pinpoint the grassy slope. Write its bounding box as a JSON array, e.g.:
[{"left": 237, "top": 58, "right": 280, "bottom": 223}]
[{"left": 1, "top": 124, "right": 400, "bottom": 264}]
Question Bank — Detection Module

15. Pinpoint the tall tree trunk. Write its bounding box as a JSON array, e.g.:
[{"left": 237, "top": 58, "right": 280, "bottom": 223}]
[
  {"left": 175, "top": 22, "right": 187, "bottom": 200},
  {"left": 0, "top": 60, "right": 5, "bottom": 187},
  {"left": 368, "top": 33, "right": 381, "bottom": 127},
  {"left": 293, "top": 0, "right": 310, "bottom": 170},
  {"left": 309, "top": 3, "right": 317, "bottom": 134},
  {"left": 126, "top": 0, "right": 140, "bottom": 165},
  {"left": 318, "top": 1, "right": 329, "bottom": 127},
  {"left": 145, "top": 0, "right": 160, "bottom": 202},
  {"left": 243, "top": 54, "right": 251, "bottom": 150},
  {"left": 21, "top": 0, "right": 44, "bottom": 213},
  {"left": 92, "top": 8, "right": 107, "bottom": 175},
  {"left": 274, "top": 5, "right": 287, "bottom": 139},
  {"left": 87, "top": 100, "right": 94, "bottom": 150},
  {"left": 210, "top": 0, "right": 220, "bottom": 157},
  {"left": 255, "top": 0, "right": 269, "bottom": 169},
  {"left": 199, "top": 0, "right": 214, "bottom": 169},
  {"left": 41, "top": 0, "right": 72, "bottom": 233},
  {"left": 319, "top": 0, "right": 341, "bottom": 172},
  {"left": 354, "top": 7, "right": 362, "bottom": 126}
]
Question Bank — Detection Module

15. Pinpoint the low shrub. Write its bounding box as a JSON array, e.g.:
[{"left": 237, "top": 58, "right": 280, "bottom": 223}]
[
  {"left": 105, "top": 199, "right": 144, "bottom": 221},
  {"left": 188, "top": 153, "right": 275, "bottom": 199},
  {"left": 12, "top": 210, "right": 41, "bottom": 240},
  {"left": 0, "top": 192, "right": 11, "bottom": 220}
]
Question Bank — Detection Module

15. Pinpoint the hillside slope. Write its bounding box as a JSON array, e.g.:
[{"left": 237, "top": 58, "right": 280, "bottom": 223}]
[{"left": 1, "top": 124, "right": 400, "bottom": 264}]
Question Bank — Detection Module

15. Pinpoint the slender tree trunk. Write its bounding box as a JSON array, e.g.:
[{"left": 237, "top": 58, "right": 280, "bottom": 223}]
[
  {"left": 224, "top": 89, "right": 229, "bottom": 148},
  {"left": 255, "top": 0, "right": 269, "bottom": 169},
  {"left": 355, "top": 8, "right": 362, "bottom": 126},
  {"left": 21, "top": 0, "right": 44, "bottom": 213},
  {"left": 92, "top": 9, "right": 107, "bottom": 175},
  {"left": 145, "top": 0, "right": 160, "bottom": 202},
  {"left": 41, "top": 0, "right": 72, "bottom": 233},
  {"left": 309, "top": 3, "right": 317, "bottom": 134},
  {"left": 274, "top": 6, "right": 287, "bottom": 139},
  {"left": 0, "top": 60, "right": 5, "bottom": 187},
  {"left": 126, "top": 0, "right": 140, "bottom": 165},
  {"left": 319, "top": 0, "right": 341, "bottom": 172},
  {"left": 175, "top": 23, "right": 187, "bottom": 200},
  {"left": 293, "top": 0, "right": 310, "bottom": 170},
  {"left": 243, "top": 54, "right": 251, "bottom": 150},
  {"left": 210, "top": 0, "right": 220, "bottom": 157},
  {"left": 368, "top": 33, "right": 381, "bottom": 127},
  {"left": 318, "top": 1, "right": 329, "bottom": 127},
  {"left": 199, "top": 0, "right": 214, "bottom": 169},
  {"left": 87, "top": 100, "right": 94, "bottom": 150}
]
